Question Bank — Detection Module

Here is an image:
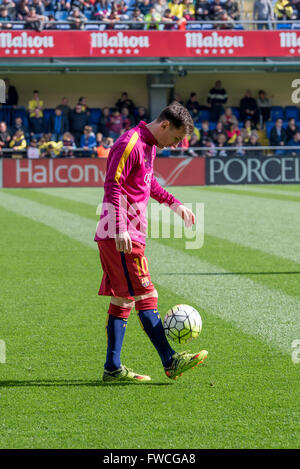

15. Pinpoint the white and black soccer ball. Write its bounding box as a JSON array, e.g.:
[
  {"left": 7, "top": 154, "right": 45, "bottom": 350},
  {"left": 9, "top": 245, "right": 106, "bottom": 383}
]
[{"left": 163, "top": 304, "right": 202, "bottom": 344}]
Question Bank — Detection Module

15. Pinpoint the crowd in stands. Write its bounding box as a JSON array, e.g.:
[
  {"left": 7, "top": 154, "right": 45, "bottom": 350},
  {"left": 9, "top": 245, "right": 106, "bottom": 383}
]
[
  {"left": 1, "top": 80, "right": 300, "bottom": 159},
  {"left": 253, "top": 0, "right": 300, "bottom": 28},
  {"left": 0, "top": 0, "right": 242, "bottom": 31}
]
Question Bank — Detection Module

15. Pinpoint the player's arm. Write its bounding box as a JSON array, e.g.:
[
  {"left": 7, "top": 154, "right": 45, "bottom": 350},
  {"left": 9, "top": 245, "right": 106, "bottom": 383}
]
[
  {"left": 104, "top": 133, "right": 139, "bottom": 253},
  {"left": 150, "top": 174, "right": 195, "bottom": 227}
]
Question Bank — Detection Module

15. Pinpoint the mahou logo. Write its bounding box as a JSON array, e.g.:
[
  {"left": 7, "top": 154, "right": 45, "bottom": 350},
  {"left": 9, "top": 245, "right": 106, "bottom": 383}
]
[
  {"left": 185, "top": 31, "right": 244, "bottom": 55},
  {"left": 90, "top": 32, "right": 150, "bottom": 55},
  {"left": 0, "top": 32, "right": 54, "bottom": 55}
]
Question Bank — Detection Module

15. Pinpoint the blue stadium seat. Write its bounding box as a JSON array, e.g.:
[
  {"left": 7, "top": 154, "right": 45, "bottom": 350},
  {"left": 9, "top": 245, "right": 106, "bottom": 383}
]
[
  {"left": 89, "top": 108, "right": 102, "bottom": 125},
  {"left": 85, "top": 24, "right": 99, "bottom": 30},
  {"left": 209, "top": 122, "right": 216, "bottom": 130},
  {"left": 56, "top": 24, "right": 71, "bottom": 30},
  {"left": 231, "top": 107, "right": 240, "bottom": 121},
  {"left": 198, "top": 110, "right": 211, "bottom": 121},
  {"left": 12, "top": 24, "right": 24, "bottom": 29},
  {"left": 271, "top": 106, "right": 284, "bottom": 121},
  {"left": 14, "top": 108, "right": 28, "bottom": 129},
  {"left": 292, "top": 22, "right": 300, "bottom": 29},
  {"left": 83, "top": 10, "right": 92, "bottom": 20},
  {"left": 234, "top": 24, "right": 244, "bottom": 30},
  {"left": 285, "top": 106, "right": 299, "bottom": 121},
  {"left": 266, "top": 122, "right": 274, "bottom": 139},
  {"left": 55, "top": 11, "right": 69, "bottom": 21},
  {"left": 43, "top": 108, "right": 55, "bottom": 128}
]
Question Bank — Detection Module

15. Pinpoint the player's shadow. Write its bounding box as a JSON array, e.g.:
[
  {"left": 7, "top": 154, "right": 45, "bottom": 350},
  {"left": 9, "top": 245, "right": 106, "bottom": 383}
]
[{"left": 0, "top": 379, "right": 174, "bottom": 388}]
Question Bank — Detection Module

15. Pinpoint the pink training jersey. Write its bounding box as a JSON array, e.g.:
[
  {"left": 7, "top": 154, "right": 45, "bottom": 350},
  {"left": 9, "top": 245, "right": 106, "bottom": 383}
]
[{"left": 94, "top": 121, "right": 181, "bottom": 245}]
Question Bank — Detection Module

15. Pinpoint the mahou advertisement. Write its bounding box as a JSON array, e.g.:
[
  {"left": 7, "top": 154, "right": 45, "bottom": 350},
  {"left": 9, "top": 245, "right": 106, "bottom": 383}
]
[{"left": 1, "top": 30, "right": 300, "bottom": 57}]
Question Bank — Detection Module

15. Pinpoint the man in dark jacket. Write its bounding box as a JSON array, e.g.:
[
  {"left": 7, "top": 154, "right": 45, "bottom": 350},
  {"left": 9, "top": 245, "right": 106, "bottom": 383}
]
[
  {"left": 69, "top": 103, "right": 88, "bottom": 147},
  {"left": 207, "top": 80, "right": 228, "bottom": 122},
  {"left": 269, "top": 118, "right": 286, "bottom": 154},
  {"left": 29, "top": 108, "right": 45, "bottom": 139},
  {"left": 4, "top": 78, "right": 18, "bottom": 106},
  {"left": 240, "top": 89, "right": 259, "bottom": 126},
  {"left": 49, "top": 107, "right": 69, "bottom": 141}
]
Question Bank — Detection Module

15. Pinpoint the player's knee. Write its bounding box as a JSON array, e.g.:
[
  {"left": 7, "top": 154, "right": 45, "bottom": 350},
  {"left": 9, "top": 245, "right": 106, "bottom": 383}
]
[
  {"left": 109, "top": 297, "right": 134, "bottom": 319},
  {"left": 134, "top": 289, "right": 158, "bottom": 311}
]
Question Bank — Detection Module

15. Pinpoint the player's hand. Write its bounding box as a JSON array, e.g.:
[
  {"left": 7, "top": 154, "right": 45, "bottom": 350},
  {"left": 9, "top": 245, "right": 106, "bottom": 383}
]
[
  {"left": 175, "top": 205, "right": 195, "bottom": 228},
  {"left": 115, "top": 231, "right": 132, "bottom": 254}
]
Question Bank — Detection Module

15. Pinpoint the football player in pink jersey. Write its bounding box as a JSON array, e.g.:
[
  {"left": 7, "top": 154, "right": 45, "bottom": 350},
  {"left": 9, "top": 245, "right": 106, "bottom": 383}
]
[{"left": 95, "top": 102, "right": 208, "bottom": 382}]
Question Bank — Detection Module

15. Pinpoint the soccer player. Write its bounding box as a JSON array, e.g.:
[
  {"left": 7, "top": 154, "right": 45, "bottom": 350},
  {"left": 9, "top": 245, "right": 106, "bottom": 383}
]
[{"left": 95, "top": 102, "right": 208, "bottom": 382}]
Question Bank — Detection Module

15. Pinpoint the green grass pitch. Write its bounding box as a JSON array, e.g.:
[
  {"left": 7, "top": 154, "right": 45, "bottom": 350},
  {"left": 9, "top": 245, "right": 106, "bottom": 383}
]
[{"left": 0, "top": 184, "right": 299, "bottom": 449}]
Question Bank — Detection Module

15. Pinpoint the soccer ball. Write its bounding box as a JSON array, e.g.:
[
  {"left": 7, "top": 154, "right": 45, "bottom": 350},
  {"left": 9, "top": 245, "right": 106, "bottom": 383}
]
[{"left": 163, "top": 304, "right": 202, "bottom": 344}]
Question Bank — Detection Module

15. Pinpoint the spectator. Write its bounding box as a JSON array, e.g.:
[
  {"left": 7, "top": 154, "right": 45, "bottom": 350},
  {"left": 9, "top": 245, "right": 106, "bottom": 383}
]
[
  {"left": 62, "top": 132, "right": 76, "bottom": 158},
  {"left": 245, "top": 134, "right": 261, "bottom": 156},
  {"left": 269, "top": 118, "right": 286, "bottom": 154},
  {"left": 144, "top": 6, "right": 161, "bottom": 29},
  {"left": 9, "top": 129, "right": 27, "bottom": 158},
  {"left": 44, "top": 13, "right": 56, "bottom": 28},
  {"left": 257, "top": 89, "right": 271, "bottom": 126},
  {"left": 121, "top": 107, "right": 135, "bottom": 130},
  {"left": 215, "top": 133, "right": 228, "bottom": 156},
  {"left": 115, "top": 92, "right": 135, "bottom": 114},
  {"left": 161, "top": 8, "right": 175, "bottom": 29},
  {"left": 28, "top": 90, "right": 43, "bottom": 118},
  {"left": 210, "top": 0, "right": 224, "bottom": 20},
  {"left": 240, "top": 119, "right": 258, "bottom": 142},
  {"left": 49, "top": 107, "right": 69, "bottom": 141},
  {"left": 69, "top": 103, "right": 89, "bottom": 146},
  {"left": 135, "top": 106, "right": 149, "bottom": 124},
  {"left": 195, "top": 0, "right": 210, "bottom": 21},
  {"left": 40, "top": 140, "right": 63, "bottom": 158},
  {"left": 202, "top": 138, "right": 216, "bottom": 157},
  {"left": 154, "top": 0, "right": 167, "bottom": 16},
  {"left": 4, "top": 79, "right": 18, "bottom": 106},
  {"left": 290, "top": 0, "right": 300, "bottom": 20},
  {"left": 212, "top": 121, "right": 227, "bottom": 143},
  {"left": 27, "top": 139, "right": 40, "bottom": 159},
  {"left": 232, "top": 135, "right": 245, "bottom": 157},
  {"left": 138, "top": 0, "right": 153, "bottom": 16},
  {"left": 215, "top": 10, "right": 234, "bottom": 29},
  {"left": 95, "top": 134, "right": 113, "bottom": 158},
  {"left": 219, "top": 106, "right": 239, "bottom": 129},
  {"left": 115, "top": 0, "right": 129, "bottom": 19},
  {"left": 57, "top": 97, "right": 71, "bottom": 118},
  {"left": 16, "top": 0, "right": 30, "bottom": 20},
  {"left": 186, "top": 92, "right": 202, "bottom": 113},
  {"left": 168, "top": 0, "right": 184, "bottom": 18},
  {"left": 1, "top": 0, "right": 16, "bottom": 19},
  {"left": 130, "top": 7, "right": 145, "bottom": 29},
  {"left": 274, "top": 0, "right": 294, "bottom": 20},
  {"left": 29, "top": 108, "right": 45, "bottom": 140},
  {"left": 253, "top": 0, "right": 273, "bottom": 30},
  {"left": 240, "top": 89, "right": 259, "bottom": 126},
  {"left": 67, "top": 7, "right": 87, "bottom": 29},
  {"left": 72, "top": 0, "right": 91, "bottom": 11},
  {"left": 0, "top": 7, "right": 12, "bottom": 29},
  {"left": 98, "top": 106, "right": 110, "bottom": 137},
  {"left": 187, "top": 132, "right": 201, "bottom": 156},
  {"left": 108, "top": 109, "right": 123, "bottom": 139},
  {"left": 103, "top": 9, "right": 121, "bottom": 28},
  {"left": 78, "top": 96, "right": 90, "bottom": 115},
  {"left": 10, "top": 117, "right": 27, "bottom": 136},
  {"left": 226, "top": 122, "right": 240, "bottom": 144},
  {"left": 31, "top": 0, "right": 45, "bottom": 16},
  {"left": 199, "top": 120, "right": 213, "bottom": 145},
  {"left": 286, "top": 131, "right": 300, "bottom": 155},
  {"left": 285, "top": 117, "right": 299, "bottom": 143},
  {"left": 43, "top": 0, "right": 58, "bottom": 11},
  {"left": 224, "top": 0, "right": 240, "bottom": 21},
  {"left": 25, "top": 7, "right": 47, "bottom": 31},
  {"left": 80, "top": 125, "right": 97, "bottom": 156},
  {"left": 0, "top": 121, "right": 11, "bottom": 156},
  {"left": 207, "top": 80, "right": 228, "bottom": 122}
]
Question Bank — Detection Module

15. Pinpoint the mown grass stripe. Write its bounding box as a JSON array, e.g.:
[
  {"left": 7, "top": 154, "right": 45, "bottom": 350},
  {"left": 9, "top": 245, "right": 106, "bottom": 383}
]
[
  {"left": 200, "top": 186, "right": 300, "bottom": 203},
  {"left": 0, "top": 191, "right": 299, "bottom": 355},
  {"left": 1, "top": 188, "right": 299, "bottom": 299},
  {"left": 213, "top": 185, "right": 300, "bottom": 198}
]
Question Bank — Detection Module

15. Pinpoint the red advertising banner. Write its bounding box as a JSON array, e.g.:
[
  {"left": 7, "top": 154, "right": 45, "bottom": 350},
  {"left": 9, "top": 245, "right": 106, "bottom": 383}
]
[
  {"left": 1, "top": 30, "right": 300, "bottom": 58},
  {"left": 2, "top": 158, "right": 205, "bottom": 188}
]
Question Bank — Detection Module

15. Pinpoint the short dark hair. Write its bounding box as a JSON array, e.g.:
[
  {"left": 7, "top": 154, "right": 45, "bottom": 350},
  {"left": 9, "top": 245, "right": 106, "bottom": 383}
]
[{"left": 156, "top": 102, "right": 194, "bottom": 135}]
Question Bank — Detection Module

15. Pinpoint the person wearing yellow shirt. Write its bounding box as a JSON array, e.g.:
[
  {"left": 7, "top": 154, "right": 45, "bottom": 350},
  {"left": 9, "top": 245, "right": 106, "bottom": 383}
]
[
  {"left": 28, "top": 89, "right": 44, "bottom": 118},
  {"left": 168, "top": 0, "right": 185, "bottom": 18},
  {"left": 9, "top": 129, "right": 27, "bottom": 158},
  {"left": 274, "top": 0, "right": 294, "bottom": 20},
  {"left": 39, "top": 140, "right": 63, "bottom": 158}
]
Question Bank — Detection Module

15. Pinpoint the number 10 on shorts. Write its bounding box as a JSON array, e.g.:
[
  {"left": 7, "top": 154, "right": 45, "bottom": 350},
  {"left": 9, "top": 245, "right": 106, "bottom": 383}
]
[{"left": 134, "top": 257, "right": 149, "bottom": 276}]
